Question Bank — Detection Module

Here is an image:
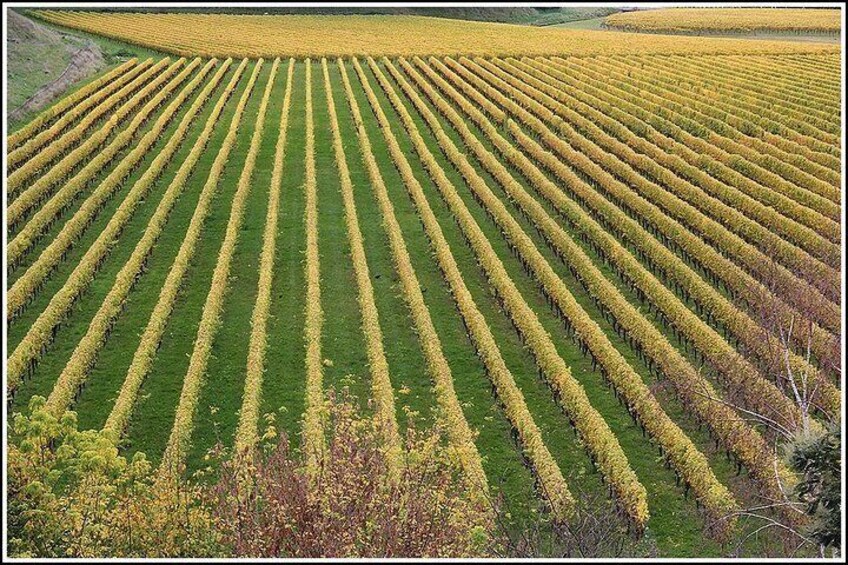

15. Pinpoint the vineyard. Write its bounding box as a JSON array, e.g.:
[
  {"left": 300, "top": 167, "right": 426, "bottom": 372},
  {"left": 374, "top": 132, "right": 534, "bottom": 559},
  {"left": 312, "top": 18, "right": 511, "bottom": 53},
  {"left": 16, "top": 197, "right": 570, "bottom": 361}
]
[
  {"left": 4, "top": 16, "right": 843, "bottom": 558},
  {"left": 30, "top": 10, "right": 843, "bottom": 57},
  {"left": 604, "top": 8, "right": 842, "bottom": 34}
]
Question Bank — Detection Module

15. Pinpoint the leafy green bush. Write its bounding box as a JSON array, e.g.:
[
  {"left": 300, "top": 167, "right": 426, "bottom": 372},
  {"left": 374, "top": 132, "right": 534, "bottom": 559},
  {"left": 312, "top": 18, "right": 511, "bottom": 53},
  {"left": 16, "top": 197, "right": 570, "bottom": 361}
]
[{"left": 7, "top": 396, "right": 221, "bottom": 558}]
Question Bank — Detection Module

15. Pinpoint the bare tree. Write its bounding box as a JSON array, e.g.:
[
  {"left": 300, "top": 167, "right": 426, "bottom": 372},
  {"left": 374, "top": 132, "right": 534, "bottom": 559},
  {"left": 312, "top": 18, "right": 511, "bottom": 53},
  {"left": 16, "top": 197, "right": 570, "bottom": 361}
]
[{"left": 696, "top": 249, "right": 843, "bottom": 558}]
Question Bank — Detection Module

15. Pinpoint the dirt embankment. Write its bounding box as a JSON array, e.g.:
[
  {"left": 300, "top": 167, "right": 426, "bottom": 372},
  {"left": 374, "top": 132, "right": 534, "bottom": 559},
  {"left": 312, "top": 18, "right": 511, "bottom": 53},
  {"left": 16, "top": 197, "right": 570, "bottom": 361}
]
[{"left": 7, "top": 10, "right": 105, "bottom": 122}]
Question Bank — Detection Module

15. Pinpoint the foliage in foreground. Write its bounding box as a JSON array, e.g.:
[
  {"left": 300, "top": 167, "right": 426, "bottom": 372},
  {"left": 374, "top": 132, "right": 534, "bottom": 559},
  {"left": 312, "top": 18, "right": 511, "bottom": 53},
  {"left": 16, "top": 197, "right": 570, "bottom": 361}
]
[
  {"left": 213, "top": 391, "right": 492, "bottom": 557},
  {"left": 7, "top": 391, "right": 841, "bottom": 558},
  {"left": 7, "top": 392, "right": 492, "bottom": 558},
  {"left": 7, "top": 396, "right": 220, "bottom": 558}
]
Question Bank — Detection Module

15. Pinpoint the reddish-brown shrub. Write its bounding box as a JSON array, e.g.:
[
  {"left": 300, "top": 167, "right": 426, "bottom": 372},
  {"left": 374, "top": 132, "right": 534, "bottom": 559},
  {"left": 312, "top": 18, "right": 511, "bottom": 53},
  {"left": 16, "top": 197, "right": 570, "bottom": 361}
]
[{"left": 211, "top": 390, "right": 493, "bottom": 557}]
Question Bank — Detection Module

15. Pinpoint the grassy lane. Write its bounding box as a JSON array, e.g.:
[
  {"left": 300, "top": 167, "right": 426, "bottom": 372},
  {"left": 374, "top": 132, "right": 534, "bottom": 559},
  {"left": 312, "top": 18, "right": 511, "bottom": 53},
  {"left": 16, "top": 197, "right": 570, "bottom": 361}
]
[
  {"left": 384, "top": 60, "right": 728, "bottom": 553},
  {"left": 338, "top": 61, "right": 541, "bottom": 522},
  {"left": 183, "top": 62, "right": 281, "bottom": 473},
  {"left": 121, "top": 62, "right": 260, "bottom": 464},
  {"left": 7, "top": 62, "right": 186, "bottom": 245},
  {"left": 8, "top": 65, "right": 215, "bottom": 412},
  {"left": 410, "top": 59, "right": 782, "bottom": 551},
  {"left": 70, "top": 62, "right": 240, "bottom": 430},
  {"left": 260, "top": 62, "right": 307, "bottom": 444},
  {"left": 301, "top": 60, "right": 325, "bottom": 471},
  {"left": 354, "top": 61, "right": 608, "bottom": 512},
  {"left": 311, "top": 60, "right": 372, "bottom": 405},
  {"left": 5, "top": 65, "right": 199, "bottom": 295},
  {"left": 326, "top": 63, "right": 433, "bottom": 430},
  {"left": 234, "top": 60, "right": 296, "bottom": 451}
]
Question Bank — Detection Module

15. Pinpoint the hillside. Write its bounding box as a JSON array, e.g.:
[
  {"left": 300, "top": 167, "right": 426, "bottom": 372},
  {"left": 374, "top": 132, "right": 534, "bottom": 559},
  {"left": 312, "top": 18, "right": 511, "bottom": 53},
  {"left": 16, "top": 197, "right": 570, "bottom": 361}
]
[
  {"left": 604, "top": 7, "right": 842, "bottom": 34},
  {"left": 31, "top": 11, "right": 840, "bottom": 58},
  {"left": 31, "top": 6, "right": 612, "bottom": 24},
  {"left": 6, "top": 10, "right": 104, "bottom": 121},
  {"left": 5, "top": 8, "right": 842, "bottom": 560}
]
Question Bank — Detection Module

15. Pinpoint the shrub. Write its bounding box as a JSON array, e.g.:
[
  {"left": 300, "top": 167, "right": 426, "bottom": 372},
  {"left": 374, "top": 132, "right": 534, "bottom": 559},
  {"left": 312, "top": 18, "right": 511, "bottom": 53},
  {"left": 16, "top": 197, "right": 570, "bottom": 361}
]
[
  {"left": 789, "top": 426, "right": 841, "bottom": 552},
  {"left": 211, "top": 390, "right": 493, "bottom": 557},
  {"left": 7, "top": 396, "right": 221, "bottom": 558},
  {"left": 8, "top": 390, "right": 493, "bottom": 557}
]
